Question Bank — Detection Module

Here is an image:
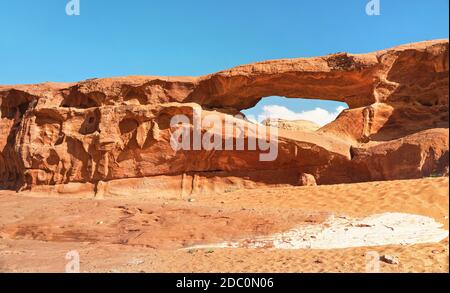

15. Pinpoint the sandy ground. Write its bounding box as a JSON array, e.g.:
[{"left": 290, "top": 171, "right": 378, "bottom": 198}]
[{"left": 0, "top": 177, "right": 448, "bottom": 273}]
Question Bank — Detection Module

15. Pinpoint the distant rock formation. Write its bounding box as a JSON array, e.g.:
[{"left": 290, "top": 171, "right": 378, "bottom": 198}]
[
  {"left": 0, "top": 40, "right": 448, "bottom": 196},
  {"left": 262, "top": 118, "right": 321, "bottom": 132}
]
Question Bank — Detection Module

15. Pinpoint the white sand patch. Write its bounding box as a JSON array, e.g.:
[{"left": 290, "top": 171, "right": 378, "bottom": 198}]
[{"left": 184, "top": 213, "right": 449, "bottom": 250}]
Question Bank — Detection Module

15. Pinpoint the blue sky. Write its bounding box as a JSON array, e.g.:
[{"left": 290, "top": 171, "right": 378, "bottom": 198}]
[{"left": 0, "top": 0, "right": 448, "bottom": 123}]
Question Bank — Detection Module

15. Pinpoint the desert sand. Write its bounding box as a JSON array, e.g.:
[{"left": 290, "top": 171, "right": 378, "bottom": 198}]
[{"left": 0, "top": 177, "right": 448, "bottom": 273}]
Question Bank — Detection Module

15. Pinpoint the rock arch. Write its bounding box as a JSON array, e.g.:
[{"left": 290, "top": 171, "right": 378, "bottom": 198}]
[{"left": 0, "top": 39, "right": 448, "bottom": 193}]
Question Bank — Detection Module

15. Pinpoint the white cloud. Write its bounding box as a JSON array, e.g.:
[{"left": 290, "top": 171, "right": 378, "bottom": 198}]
[{"left": 254, "top": 105, "right": 346, "bottom": 126}]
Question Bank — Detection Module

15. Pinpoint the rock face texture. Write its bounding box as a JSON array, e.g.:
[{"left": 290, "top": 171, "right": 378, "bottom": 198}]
[{"left": 0, "top": 40, "right": 448, "bottom": 196}]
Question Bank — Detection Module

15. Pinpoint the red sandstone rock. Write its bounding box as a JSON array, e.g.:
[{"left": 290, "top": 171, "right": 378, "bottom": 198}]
[{"left": 0, "top": 40, "right": 448, "bottom": 195}]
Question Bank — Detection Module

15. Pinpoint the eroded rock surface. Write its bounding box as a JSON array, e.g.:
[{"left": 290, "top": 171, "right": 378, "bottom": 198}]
[{"left": 0, "top": 40, "right": 448, "bottom": 196}]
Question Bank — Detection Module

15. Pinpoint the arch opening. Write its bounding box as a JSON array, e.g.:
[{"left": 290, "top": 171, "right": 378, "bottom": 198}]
[{"left": 242, "top": 96, "right": 349, "bottom": 130}]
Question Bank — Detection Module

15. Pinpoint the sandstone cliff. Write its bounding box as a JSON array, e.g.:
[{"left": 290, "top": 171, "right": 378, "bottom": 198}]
[{"left": 0, "top": 40, "right": 448, "bottom": 196}]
